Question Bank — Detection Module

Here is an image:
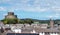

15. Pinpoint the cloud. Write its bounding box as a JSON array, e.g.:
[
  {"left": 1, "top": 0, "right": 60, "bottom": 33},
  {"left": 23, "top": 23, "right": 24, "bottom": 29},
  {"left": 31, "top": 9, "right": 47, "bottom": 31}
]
[
  {"left": 55, "top": 13, "right": 60, "bottom": 18},
  {"left": 19, "top": 7, "right": 48, "bottom": 12},
  {"left": 0, "top": 7, "right": 7, "bottom": 11},
  {"left": 47, "top": 13, "right": 60, "bottom": 19},
  {"left": 0, "top": 0, "right": 60, "bottom": 20},
  {"left": 0, "top": 0, "right": 60, "bottom": 12},
  {"left": 0, "top": 0, "right": 50, "bottom": 12},
  {"left": 48, "top": 16, "right": 53, "bottom": 18},
  {"left": 3, "top": 13, "right": 7, "bottom": 17},
  {"left": 51, "top": 6, "right": 60, "bottom": 12}
]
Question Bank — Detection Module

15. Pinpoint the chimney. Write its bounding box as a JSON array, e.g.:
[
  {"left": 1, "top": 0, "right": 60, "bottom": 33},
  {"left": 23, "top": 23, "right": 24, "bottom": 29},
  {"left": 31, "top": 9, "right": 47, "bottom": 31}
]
[{"left": 50, "top": 19, "right": 54, "bottom": 29}]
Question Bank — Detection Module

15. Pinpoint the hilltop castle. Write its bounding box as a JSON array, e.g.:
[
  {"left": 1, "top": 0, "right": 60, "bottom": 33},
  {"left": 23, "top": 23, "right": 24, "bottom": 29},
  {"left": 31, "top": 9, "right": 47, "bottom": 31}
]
[
  {"left": 0, "top": 12, "right": 60, "bottom": 35},
  {"left": 5, "top": 12, "right": 17, "bottom": 19}
]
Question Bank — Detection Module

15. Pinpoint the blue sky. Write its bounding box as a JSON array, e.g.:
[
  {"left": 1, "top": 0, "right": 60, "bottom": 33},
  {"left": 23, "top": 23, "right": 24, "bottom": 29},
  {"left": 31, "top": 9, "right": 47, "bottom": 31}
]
[{"left": 0, "top": 0, "right": 60, "bottom": 20}]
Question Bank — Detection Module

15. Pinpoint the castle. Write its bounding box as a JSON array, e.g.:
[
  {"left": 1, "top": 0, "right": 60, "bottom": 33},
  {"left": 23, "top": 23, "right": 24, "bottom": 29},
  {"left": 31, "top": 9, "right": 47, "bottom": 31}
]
[
  {"left": 0, "top": 12, "right": 60, "bottom": 35},
  {"left": 5, "top": 12, "right": 17, "bottom": 19}
]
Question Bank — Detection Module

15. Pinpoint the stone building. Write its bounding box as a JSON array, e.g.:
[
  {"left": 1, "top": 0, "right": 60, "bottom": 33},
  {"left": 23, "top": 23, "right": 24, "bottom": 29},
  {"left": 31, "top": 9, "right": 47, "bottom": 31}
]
[
  {"left": 50, "top": 19, "right": 54, "bottom": 29},
  {"left": 5, "top": 12, "right": 17, "bottom": 19}
]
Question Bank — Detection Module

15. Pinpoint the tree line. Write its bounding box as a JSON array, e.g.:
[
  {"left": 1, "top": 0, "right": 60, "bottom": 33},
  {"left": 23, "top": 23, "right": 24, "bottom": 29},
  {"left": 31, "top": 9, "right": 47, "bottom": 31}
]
[{"left": 1, "top": 18, "right": 60, "bottom": 25}]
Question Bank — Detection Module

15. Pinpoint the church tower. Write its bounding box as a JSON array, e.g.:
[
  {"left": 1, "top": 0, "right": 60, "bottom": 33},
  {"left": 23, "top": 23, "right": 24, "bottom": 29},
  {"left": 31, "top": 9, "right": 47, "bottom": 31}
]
[{"left": 50, "top": 19, "right": 54, "bottom": 29}]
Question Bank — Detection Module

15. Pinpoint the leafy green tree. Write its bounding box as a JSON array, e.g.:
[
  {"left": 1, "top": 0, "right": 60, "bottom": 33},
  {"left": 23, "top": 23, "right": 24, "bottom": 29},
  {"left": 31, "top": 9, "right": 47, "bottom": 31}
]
[
  {"left": 24, "top": 19, "right": 33, "bottom": 25},
  {"left": 2, "top": 18, "right": 18, "bottom": 24},
  {"left": 19, "top": 20, "right": 25, "bottom": 24}
]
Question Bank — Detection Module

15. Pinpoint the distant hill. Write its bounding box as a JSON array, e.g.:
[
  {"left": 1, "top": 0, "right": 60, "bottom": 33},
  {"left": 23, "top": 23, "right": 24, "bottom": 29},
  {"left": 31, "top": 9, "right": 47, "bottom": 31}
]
[
  {"left": 21, "top": 18, "right": 60, "bottom": 24},
  {"left": 1, "top": 18, "right": 60, "bottom": 24},
  {"left": 21, "top": 18, "right": 50, "bottom": 24}
]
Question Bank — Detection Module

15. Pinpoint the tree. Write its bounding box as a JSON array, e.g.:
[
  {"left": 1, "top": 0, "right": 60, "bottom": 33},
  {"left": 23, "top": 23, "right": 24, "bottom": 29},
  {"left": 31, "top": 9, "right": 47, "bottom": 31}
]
[
  {"left": 19, "top": 20, "right": 25, "bottom": 24},
  {"left": 24, "top": 19, "right": 33, "bottom": 25},
  {"left": 2, "top": 18, "right": 18, "bottom": 24}
]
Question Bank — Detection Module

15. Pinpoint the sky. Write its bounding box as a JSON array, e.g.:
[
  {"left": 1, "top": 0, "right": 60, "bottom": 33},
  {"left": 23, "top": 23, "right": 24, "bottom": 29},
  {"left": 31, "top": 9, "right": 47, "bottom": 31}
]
[{"left": 0, "top": 0, "right": 60, "bottom": 20}]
